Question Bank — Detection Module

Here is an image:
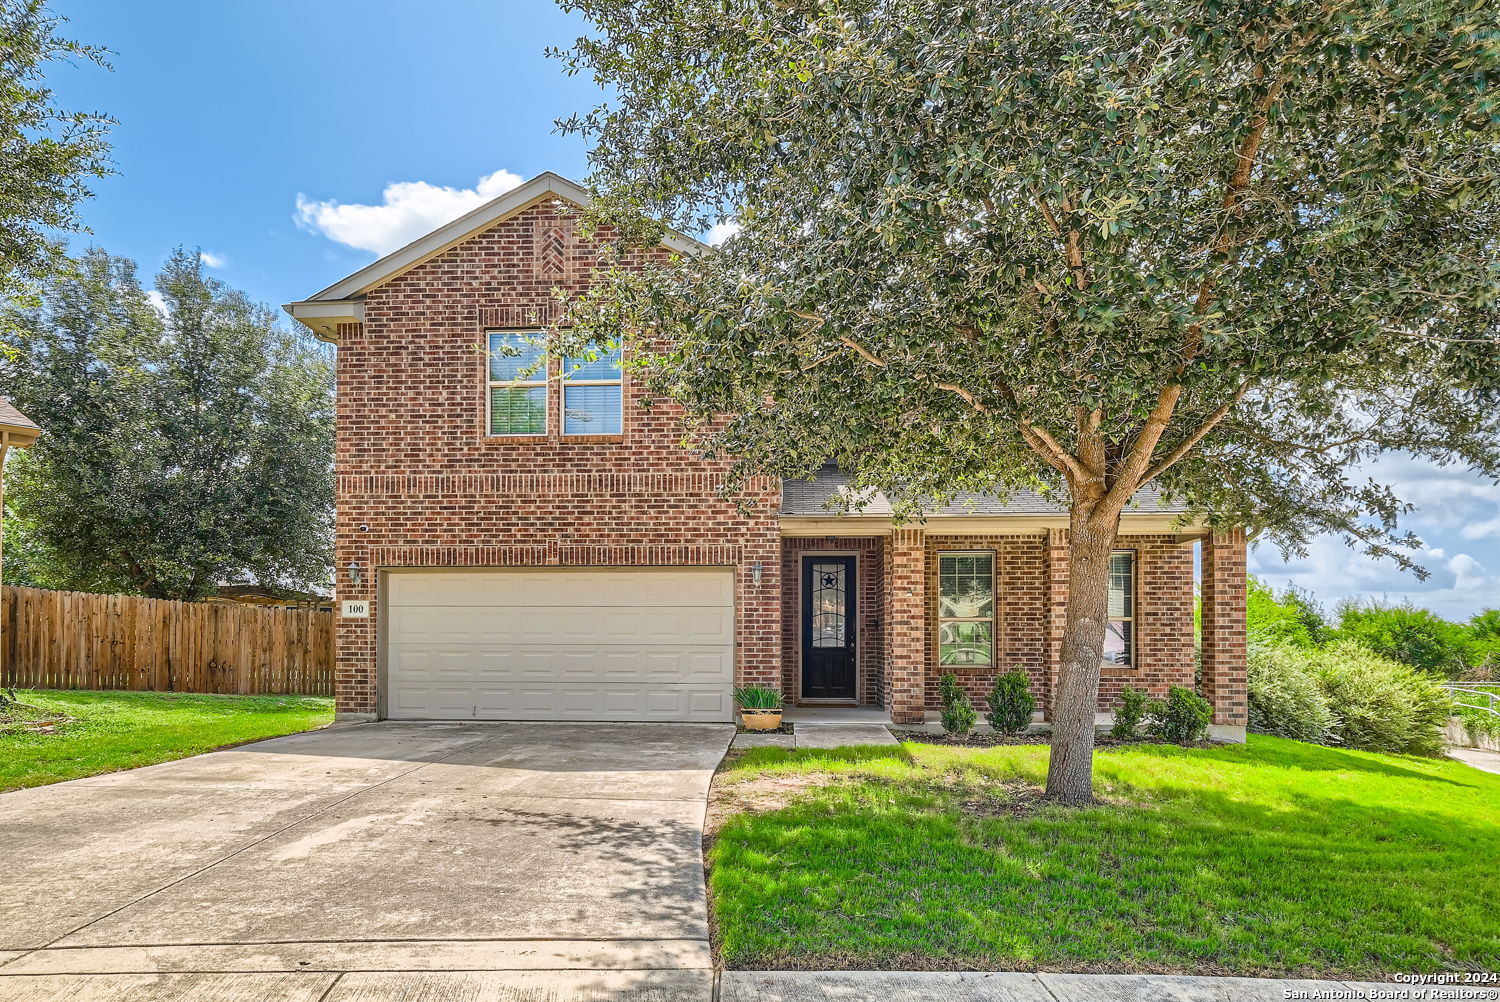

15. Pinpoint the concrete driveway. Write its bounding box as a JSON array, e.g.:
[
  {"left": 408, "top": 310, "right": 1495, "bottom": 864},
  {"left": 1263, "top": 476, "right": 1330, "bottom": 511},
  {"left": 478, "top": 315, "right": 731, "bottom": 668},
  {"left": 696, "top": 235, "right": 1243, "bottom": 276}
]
[{"left": 0, "top": 721, "right": 732, "bottom": 1001}]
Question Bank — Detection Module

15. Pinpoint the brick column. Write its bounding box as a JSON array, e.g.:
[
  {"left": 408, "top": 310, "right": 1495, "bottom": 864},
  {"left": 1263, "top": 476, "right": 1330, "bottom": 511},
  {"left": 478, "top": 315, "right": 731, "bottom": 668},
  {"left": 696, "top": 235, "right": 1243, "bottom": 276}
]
[
  {"left": 883, "top": 528, "right": 928, "bottom": 724},
  {"left": 1201, "top": 528, "right": 1248, "bottom": 737},
  {"left": 1042, "top": 528, "right": 1069, "bottom": 721}
]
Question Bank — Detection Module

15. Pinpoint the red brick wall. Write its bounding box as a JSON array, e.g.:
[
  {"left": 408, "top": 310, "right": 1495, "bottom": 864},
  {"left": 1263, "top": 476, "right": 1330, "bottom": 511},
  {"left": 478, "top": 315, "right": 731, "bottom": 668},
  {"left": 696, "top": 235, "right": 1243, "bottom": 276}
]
[
  {"left": 331, "top": 197, "right": 782, "bottom": 716},
  {"left": 779, "top": 537, "right": 885, "bottom": 705},
  {"left": 883, "top": 529, "right": 928, "bottom": 724},
  {"left": 919, "top": 532, "right": 1197, "bottom": 715},
  {"left": 1201, "top": 529, "right": 1249, "bottom": 726}
]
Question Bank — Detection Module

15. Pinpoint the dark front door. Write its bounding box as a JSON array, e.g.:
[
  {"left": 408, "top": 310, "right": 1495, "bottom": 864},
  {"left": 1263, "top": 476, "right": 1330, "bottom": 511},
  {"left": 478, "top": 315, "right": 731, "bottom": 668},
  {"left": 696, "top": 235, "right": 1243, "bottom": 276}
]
[{"left": 802, "top": 556, "right": 857, "bottom": 700}]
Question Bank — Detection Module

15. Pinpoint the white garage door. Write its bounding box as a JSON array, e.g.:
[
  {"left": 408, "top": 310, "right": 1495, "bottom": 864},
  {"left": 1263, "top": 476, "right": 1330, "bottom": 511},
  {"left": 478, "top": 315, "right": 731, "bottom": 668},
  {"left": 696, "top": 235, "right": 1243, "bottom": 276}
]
[{"left": 383, "top": 568, "right": 735, "bottom": 721}]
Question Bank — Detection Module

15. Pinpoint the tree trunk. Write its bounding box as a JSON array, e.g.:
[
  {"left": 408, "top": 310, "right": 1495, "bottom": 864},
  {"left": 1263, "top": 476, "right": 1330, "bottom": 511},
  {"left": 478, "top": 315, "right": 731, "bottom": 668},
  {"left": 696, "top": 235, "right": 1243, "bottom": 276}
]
[{"left": 1044, "top": 501, "right": 1125, "bottom": 804}]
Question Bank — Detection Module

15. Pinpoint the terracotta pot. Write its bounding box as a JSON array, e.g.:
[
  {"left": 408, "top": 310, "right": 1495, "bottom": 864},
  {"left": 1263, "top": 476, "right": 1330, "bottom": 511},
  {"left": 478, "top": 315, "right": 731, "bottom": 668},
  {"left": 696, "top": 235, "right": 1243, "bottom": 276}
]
[{"left": 740, "top": 709, "right": 783, "bottom": 732}]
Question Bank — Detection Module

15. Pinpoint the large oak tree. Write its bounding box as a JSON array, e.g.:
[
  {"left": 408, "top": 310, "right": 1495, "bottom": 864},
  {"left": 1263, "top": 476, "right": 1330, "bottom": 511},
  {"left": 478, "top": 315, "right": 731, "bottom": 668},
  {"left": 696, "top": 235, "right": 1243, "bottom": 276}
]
[{"left": 551, "top": 0, "right": 1500, "bottom": 802}]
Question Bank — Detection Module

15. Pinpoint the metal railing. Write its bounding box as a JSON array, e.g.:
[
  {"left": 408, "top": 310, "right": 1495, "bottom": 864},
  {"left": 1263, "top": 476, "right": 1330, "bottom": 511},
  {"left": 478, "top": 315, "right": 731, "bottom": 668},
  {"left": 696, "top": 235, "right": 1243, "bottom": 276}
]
[{"left": 1443, "top": 683, "right": 1500, "bottom": 718}]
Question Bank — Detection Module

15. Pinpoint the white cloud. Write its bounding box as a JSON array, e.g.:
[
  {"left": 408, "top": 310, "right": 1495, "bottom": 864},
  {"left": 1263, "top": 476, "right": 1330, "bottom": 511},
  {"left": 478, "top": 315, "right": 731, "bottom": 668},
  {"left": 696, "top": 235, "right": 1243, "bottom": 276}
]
[
  {"left": 145, "top": 290, "right": 167, "bottom": 314},
  {"left": 294, "top": 169, "right": 525, "bottom": 256},
  {"left": 198, "top": 251, "right": 227, "bottom": 269},
  {"left": 705, "top": 220, "right": 740, "bottom": 246}
]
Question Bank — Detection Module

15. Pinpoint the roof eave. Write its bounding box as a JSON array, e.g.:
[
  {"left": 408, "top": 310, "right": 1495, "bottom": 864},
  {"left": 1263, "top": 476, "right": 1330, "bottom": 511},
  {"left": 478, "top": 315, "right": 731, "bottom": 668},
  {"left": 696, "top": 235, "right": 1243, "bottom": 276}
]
[{"left": 284, "top": 299, "right": 365, "bottom": 343}]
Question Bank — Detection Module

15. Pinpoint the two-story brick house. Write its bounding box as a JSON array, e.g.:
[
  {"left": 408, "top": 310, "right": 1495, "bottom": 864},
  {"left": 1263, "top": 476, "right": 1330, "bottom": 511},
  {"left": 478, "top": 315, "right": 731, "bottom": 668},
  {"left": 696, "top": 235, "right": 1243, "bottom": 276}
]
[{"left": 287, "top": 172, "right": 1247, "bottom": 738}]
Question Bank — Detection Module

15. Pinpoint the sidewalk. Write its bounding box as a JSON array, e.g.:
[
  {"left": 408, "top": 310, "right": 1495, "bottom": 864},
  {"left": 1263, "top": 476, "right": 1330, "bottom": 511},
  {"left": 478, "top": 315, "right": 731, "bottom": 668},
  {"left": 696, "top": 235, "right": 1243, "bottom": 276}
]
[{"left": 722, "top": 971, "right": 1402, "bottom": 1001}]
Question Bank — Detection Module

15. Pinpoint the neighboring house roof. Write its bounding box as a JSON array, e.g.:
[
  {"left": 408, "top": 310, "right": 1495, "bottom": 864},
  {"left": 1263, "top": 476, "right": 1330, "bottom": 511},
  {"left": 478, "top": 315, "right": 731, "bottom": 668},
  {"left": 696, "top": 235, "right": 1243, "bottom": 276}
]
[
  {"left": 284, "top": 172, "right": 706, "bottom": 342},
  {"left": 780, "top": 465, "right": 1191, "bottom": 518},
  {"left": 0, "top": 397, "right": 40, "bottom": 448}
]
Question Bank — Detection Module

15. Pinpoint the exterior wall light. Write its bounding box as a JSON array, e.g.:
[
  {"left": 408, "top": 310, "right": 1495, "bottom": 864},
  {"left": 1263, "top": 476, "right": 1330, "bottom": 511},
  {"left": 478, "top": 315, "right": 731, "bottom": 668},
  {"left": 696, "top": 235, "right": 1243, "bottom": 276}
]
[
  {"left": 348, "top": 561, "right": 363, "bottom": 589},
  {"left": 751, "top": 562, "right": 763, "bottom": 586}
]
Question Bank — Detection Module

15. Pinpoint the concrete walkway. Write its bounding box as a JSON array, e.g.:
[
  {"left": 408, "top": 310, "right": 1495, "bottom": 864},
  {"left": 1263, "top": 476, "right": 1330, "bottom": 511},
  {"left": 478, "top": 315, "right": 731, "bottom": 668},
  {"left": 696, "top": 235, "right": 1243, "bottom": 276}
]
[
  {"left": 0, "top": 721, "right": 732, "bottom": 1001},
  {"left": 723, "top": 971, "right": 1398, "bottom": 1001},
  {"left": 1449, "top": 746, "right": 1500, "bottom": 774},
  {"left": 733, "top": 721, "right": 900, "bottom": 750}
]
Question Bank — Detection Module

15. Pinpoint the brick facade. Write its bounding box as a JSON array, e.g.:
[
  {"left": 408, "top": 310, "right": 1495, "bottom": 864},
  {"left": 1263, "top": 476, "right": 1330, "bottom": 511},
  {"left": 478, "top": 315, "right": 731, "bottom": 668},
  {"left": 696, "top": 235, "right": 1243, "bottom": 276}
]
[
  {"left": 331, "top": 198, "right": 782, "bottom": 718},
  {"left": 324, "top": 191, "right": 1245, "bottom": 731},
  {"left": 1201, "top": 528, "right": 1249, "bottom": 727}
]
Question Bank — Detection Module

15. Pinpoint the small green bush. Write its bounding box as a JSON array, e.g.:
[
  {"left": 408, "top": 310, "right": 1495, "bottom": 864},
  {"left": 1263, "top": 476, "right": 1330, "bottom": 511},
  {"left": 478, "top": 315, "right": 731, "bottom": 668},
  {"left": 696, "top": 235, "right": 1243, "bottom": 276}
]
[
  {"left": 938, "top": 673, "right": 977, "bottom": 735},
  {"left": 1313, "top": 641, "right": 1450, "bottom": 756},
  {"left": 1147, "top": 686, "right": 1214, "bottom": 744},
  {"left": 985, "top": 669, "right": 1035, "bottom": 734},
  {"left": 1248, "top": 644, "right": 1335, "bottom": 743},
  {"left": 1110, "top": 686, "right": 1151, "bottom": 739}
]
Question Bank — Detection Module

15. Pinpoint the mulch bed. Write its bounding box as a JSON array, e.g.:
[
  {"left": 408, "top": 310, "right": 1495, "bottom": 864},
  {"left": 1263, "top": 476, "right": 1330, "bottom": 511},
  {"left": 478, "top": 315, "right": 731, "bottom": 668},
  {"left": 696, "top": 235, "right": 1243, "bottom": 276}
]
[
  {"left": 893, "top": 730, "right": 1170, "bottom": 748},
  {"left": 735, "top": 722, "right": 795, "bottom": 735}
]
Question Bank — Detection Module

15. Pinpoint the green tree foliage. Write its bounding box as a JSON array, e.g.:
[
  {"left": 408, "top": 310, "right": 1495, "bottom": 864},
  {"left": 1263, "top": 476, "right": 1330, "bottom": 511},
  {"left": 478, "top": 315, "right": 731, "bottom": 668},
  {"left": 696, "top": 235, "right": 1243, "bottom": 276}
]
[
  {"left": 1247, "top": 577, "right": 1331, "bottom": 649},
  {"left": 554, "top": 0, "right": 1500, "bottom": 801},
  {"left": 1337, "top": 600, "right": 1480, "bottom": 678},
  {"left": 0, "top": 1, "right": 111, "bottom": 321},
  {"left": 1, "top": 248, "right": 333, "bottom": 600}
]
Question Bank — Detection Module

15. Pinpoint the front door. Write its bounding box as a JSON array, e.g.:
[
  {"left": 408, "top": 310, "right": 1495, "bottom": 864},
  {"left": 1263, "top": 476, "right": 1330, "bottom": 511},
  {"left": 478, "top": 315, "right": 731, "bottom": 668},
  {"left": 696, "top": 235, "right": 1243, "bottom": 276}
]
[{"left": 801, "top": 556, "right": 857, "bottom": 700}]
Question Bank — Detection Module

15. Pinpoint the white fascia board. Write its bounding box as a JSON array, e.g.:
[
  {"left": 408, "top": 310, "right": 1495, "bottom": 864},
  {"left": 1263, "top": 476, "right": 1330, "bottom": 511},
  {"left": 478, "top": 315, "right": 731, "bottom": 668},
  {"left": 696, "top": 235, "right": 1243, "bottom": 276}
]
[
  {"left": 283, "top": 299, "right": 365, "bottom": 342},
  {"left": 778, "top": 514, "right": 1205, "bottom": 537},
  {"left": 299, "top": 172, "right": 705, "bottom": 305}
]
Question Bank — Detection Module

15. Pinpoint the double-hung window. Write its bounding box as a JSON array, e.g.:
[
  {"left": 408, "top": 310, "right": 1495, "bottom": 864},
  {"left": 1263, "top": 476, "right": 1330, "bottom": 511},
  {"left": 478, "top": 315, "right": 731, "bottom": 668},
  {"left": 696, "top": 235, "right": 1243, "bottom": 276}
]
[
  {"left": 1104, "top": 550, "right": 1136, "bottom": 666},
  {"left": 488, "top": 331, "right": 547, "bottom": 436},
  {"left": 562, "top": 343, "right": 623, "bottom": 435},
  {"left": 938, "top": 552, "right": 994, "bottom": 667}
]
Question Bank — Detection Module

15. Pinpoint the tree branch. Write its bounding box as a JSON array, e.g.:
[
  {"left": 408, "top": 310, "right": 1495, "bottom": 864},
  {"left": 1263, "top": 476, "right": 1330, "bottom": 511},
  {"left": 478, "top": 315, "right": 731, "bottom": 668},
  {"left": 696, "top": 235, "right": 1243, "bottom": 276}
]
[{"left": 1139, "top": 380, "right": 1252, "bottom": 483}]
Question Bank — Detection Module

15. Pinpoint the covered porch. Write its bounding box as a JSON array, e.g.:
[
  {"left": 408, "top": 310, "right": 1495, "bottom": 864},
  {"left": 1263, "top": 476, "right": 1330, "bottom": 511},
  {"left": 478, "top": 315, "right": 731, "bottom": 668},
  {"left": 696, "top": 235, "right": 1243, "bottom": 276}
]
[{"left": 775, "top": 473, "right": 1248, "bottom": 740}]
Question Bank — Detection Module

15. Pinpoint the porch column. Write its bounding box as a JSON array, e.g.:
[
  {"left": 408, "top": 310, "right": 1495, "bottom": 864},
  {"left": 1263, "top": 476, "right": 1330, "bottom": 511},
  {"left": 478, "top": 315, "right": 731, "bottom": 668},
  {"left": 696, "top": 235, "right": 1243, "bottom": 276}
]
[
  {"left": 1201, "top": 528, "right": 1248, "bottom": 740},
  {"left": 1042, "top": 528, "right": 1068, "bottom": 720},
  {"left": 883, "top": 527, "right": 927, "bottom": 724}
]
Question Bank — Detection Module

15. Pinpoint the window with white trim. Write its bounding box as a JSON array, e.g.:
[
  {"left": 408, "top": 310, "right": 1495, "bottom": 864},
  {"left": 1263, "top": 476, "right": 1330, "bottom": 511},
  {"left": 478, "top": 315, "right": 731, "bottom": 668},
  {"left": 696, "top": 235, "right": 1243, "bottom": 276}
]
[
  {"left": 562, "top": 343, "right": 623, "bottom": 435},
  {"left": 938, "top": 551, "right": 994, "bottom": 667},
  {"left": 487, "top": 331, "right": 547, "bottom": 436},
  {"left": 1104, "top": 550, "right": 1136, "bottom": 666}
]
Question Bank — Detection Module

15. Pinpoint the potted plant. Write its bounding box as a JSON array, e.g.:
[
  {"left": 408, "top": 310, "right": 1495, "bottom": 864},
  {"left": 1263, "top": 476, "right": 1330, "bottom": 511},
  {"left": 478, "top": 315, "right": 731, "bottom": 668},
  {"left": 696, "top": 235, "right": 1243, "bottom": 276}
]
[{"left": 733, "top": 685, "right": 784, "bottom": 731}]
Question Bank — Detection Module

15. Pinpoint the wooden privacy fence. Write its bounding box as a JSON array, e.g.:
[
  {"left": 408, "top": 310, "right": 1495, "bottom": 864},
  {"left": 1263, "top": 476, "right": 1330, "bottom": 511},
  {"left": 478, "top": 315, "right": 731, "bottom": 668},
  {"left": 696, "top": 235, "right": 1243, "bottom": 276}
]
[{"left": 1, "top": 586, "right": 334, "bottom": 695}]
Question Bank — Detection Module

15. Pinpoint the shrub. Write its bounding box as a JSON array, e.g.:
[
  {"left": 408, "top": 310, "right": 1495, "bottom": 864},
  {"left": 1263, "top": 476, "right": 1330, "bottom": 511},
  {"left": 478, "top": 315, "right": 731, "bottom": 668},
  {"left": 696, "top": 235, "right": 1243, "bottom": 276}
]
[
  {"left": 1110, "top": 686, "right": 1151, "bottom": 739},
  {"left": 1147, "top": 686, "right": 1213, "bottom": 744},
  {"left": 938, "top": 673, "right": 977, "bottom": 735},
  {"left": 1313, "top": 641, "right": 1451, "bottom": 756},
  {"left": 984, "top": 669, "right": 1035, "bottom": 734},
  {"left": 1247, "top": 644, "right": 1336, "bottom": 743}
]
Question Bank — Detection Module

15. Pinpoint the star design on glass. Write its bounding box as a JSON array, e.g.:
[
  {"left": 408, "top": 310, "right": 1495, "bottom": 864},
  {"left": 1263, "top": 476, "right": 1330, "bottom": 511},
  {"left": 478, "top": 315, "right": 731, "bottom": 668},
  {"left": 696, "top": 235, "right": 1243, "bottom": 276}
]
[{"left": 820, "top": 572, "right": 839, "bottom": 588}]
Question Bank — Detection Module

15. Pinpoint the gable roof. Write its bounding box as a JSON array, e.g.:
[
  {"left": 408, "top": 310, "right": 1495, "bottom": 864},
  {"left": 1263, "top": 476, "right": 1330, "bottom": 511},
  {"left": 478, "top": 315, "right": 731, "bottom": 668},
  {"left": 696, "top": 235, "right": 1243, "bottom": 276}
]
[
  {"left": 284, "top": 172, "right": 706, "bottom": 341},
  {"left": 0, "top": 397, "right": 40, "bottom": 447}
]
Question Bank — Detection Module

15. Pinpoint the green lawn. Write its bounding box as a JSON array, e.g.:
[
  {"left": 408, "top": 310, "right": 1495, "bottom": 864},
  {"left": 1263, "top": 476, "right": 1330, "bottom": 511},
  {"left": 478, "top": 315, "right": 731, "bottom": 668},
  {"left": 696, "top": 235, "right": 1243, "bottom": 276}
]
[
  {"left": 0, "top": 689, "right": 334, "bottom": 792},
  {"left": 708, "top": 736, "right": 1500, "bottom": 978}
]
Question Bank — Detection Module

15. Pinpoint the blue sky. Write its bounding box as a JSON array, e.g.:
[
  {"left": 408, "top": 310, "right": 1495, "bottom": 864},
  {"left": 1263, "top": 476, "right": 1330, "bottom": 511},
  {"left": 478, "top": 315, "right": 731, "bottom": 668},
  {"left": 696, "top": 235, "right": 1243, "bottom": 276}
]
[{"left": 46, "top": 0, "right": 1500, "bottom": 621}]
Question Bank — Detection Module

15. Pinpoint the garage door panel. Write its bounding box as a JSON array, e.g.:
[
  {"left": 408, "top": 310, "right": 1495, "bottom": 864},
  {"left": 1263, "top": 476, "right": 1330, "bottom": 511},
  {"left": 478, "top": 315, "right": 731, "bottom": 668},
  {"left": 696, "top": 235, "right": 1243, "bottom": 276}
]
[
  {"left": 384, "top": 568, "right": 735, "bottom": 722},
  {"left": 385, "top": 569, "right": 736, "bottom": 609},
  {"left": 387, "top": 606, "right": 732, "bottom": 647},
  {"left": 388, "top": 645, "right": 732, "bottom": 686}
]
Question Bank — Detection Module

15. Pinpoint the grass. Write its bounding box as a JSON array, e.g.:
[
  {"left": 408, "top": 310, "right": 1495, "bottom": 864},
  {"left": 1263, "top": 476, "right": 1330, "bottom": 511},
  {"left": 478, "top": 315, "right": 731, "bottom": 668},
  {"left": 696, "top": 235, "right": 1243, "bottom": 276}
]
[
  {"left": 707, "top": 735, "right": 1500, "bottom": 978},
  {"left": 0, "top": 689, "right": 334, "bottom": 792}
]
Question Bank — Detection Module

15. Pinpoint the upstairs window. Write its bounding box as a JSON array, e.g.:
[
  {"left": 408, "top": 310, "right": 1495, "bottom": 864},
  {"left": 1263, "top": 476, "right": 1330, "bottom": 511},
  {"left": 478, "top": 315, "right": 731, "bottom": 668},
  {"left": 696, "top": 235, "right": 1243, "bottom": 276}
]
[
  {"left": 938, "top": 552, "right": 994, "bottom": 667},
  {"left": 1105, "top": 550, "right": 1136, "bottom": 666},
  {"left": 488, "top": 331, "right": 547, "bottom": 436},
  {"left": 562, "top": 344, "right": 623, "bottom": 435}
]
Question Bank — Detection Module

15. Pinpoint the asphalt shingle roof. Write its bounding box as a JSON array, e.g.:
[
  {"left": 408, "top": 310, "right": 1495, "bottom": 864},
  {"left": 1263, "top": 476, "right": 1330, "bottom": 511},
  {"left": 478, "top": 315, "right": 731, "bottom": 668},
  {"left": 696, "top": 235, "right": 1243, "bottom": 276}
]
[
  {"left": 0, "top": 398, "right": 38, "bottom": 431},
  {"left": 779, "top": 465, "right": 1189, "bottom": 517}
]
